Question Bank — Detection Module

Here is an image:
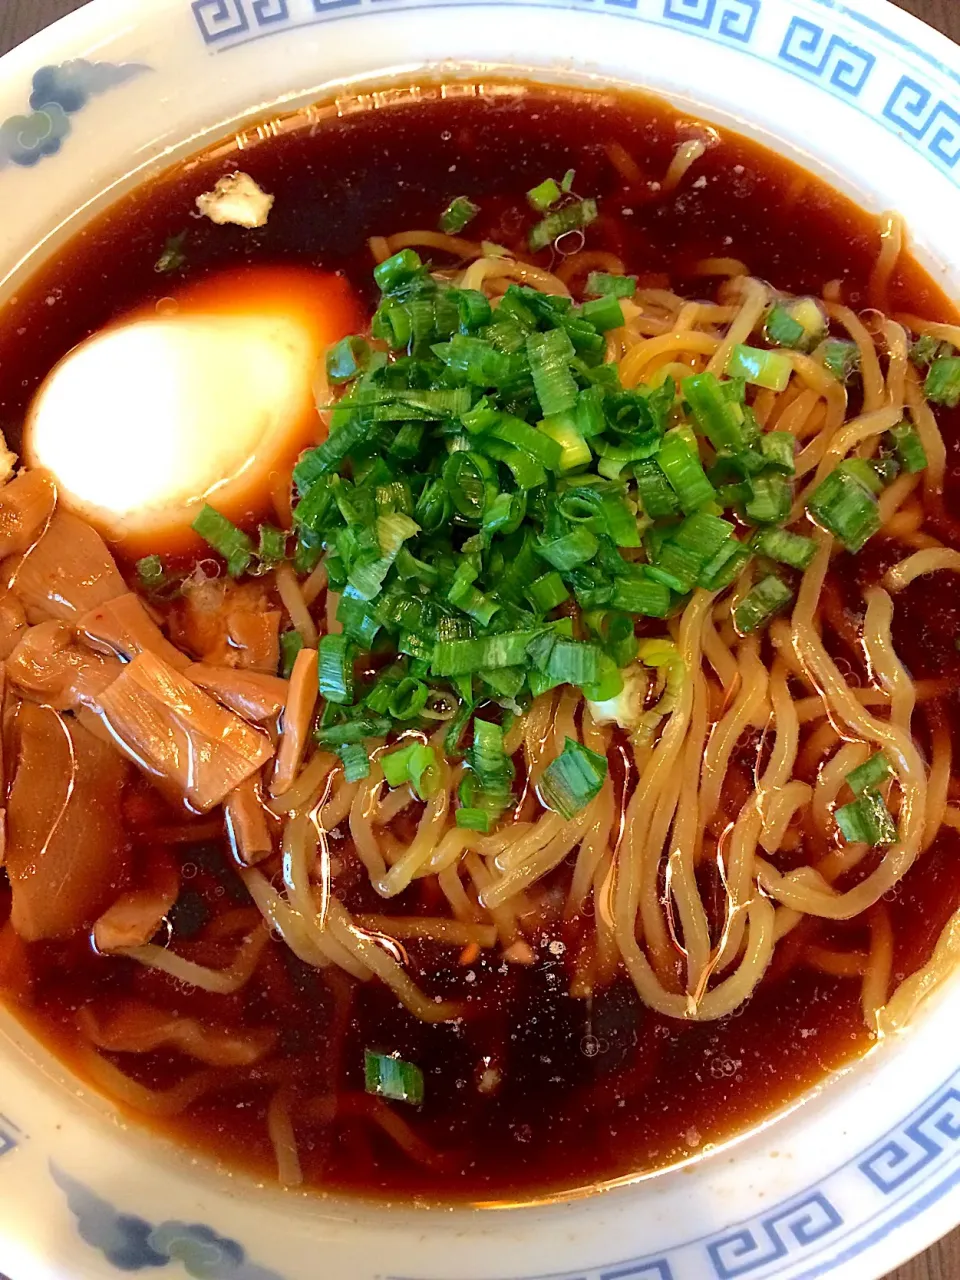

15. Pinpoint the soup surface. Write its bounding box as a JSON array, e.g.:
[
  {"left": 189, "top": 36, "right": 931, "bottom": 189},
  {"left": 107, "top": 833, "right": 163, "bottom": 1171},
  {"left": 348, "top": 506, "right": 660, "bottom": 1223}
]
[{"left": 0, "top": 81, "right": 959, "bottom": 1203}]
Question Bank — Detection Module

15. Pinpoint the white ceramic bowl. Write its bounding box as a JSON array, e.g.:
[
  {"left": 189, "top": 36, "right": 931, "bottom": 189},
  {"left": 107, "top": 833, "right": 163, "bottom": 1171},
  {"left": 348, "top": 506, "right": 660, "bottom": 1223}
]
[{"left": 1, "top": 2, "right": 960, "bottom": 1278}]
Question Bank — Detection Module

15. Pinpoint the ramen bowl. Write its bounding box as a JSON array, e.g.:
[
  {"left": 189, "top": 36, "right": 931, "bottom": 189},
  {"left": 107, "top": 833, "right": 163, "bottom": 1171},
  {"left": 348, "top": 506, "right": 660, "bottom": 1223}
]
[{"left": 1, "top": 1, "right": 960, "bottom": 1278}]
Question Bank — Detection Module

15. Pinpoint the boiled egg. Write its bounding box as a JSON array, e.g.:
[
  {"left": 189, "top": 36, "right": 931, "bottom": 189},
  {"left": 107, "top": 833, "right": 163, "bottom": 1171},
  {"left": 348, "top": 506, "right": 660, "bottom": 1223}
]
[{"left": 25, "top": 267, "right": 360, "bottom": 555}]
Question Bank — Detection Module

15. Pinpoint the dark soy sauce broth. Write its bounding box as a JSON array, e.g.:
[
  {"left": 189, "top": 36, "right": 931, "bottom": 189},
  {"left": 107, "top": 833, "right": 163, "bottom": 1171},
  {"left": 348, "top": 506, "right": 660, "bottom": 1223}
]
[{"left": 1, "top": 81, "right": 960, "bottom": 1203}]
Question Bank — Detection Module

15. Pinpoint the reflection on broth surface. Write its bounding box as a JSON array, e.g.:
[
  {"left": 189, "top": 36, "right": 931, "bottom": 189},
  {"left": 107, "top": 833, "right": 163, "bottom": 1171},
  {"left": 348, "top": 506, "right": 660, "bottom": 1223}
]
[{"left": 0, "top": 81, "right": 959, "bottom": 1203}]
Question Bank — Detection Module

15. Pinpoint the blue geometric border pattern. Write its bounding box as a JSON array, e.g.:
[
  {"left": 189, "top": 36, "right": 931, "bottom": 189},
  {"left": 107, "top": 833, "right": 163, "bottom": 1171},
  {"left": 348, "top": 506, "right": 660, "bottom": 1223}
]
[
  {"left": 778, "top": 16, "right": 875, "bottom": 96},
  {"left": 859, "top": 1087, "right": 960, "bottom": 1195},
  {"left": 661, "top": 0, "right": 760, "bottom": 44},
  {"left": 381, "top": 1074, "right": 960, "bottom": 1280},
  {"left": 883, "top": 74, "right": 960, "bottom": 168},
  {"left": 0, "top": 1112, "right": 20, "bottom": 1158},
  {"left": 706, "top": 1194, "right": 844, "bottom": 1279},
  {"left": 184, "top": 0, "right": 960, "bottom": 188}
]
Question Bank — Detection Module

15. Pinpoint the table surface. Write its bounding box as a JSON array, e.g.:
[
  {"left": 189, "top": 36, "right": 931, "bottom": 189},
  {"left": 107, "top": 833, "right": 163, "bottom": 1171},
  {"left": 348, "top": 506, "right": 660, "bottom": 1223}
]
[{"left": 0, "top": 0, "right": 959, "bottom": 1277}]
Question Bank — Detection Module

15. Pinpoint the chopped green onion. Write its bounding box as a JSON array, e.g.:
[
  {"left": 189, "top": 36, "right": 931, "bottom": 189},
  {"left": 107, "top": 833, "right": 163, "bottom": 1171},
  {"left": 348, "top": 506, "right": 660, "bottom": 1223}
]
[
  {"left": 527, "top": 178, "right": 562, "bottom": 211},
  {"left": 910, "top": 334, "right": 950, "bottom": 370},
  {"left": 373, "top": 248, "right": 422, "bottom": 294},
  {"left": 539, "top": 737, "right": 608, "bottom": 819},
  {"left": 835, "top": 789, "right": 896, "bottom": 846},
  {"left": 432, "top": 631, "right": 538, "bottom": 677},
  {"left": 315, "top": 715, "right": 392, "bottom": 747},
  {"left": 155, "top": 231, "right": 188, "bottom": 274},
  {"left": 580, "top": 295, "right": 625, "bottom": 332},
  {"left": 698, "top": 539, "right": 751, "bottom": 591},
  {"left": 585, "top": 271, "right": 637, "bottom": 299},
  {"left": 136, "top": 554, "right": 166, "bottom": 590},
  {"left": 280, "top": 629, "right": 304, "bottom": 679},
  {"left": 525, "top": 571, "right": 570, "bottom": 612},
  {"left": 609, "top": 576, "right": 671, "bottom": 617},
  {"left": 764, "top": 305, "right": 804, "bottom": 349},
  {"left": 456, "top": 807, "right": 492, "bottom": 832},
  {"left": 760, "top": 431, "right": 796, "bottom": 475},
  {"left": 726, "top": 344, "right": 792, "bottom": 392},
  {"left": 381, "top": 742, "right": 441, "bottom": 799},
  {"left": 561, "top": 168, "right": 576, "bottom": 193},
  {"left": 364, "top": 1050, "right": 424, "bottom": 1106},
  {"left": 634, "top": 460, "right": 680, "bottom": 518},
  {"left": 765, "top": 299, "right": 825, "bottom": 352},
  {"left": 744, "top": 472, "right": 792, "bottom": 525},
  {"left": 822, "top": 340, "right": 861, "bottom": 382},
  {"left": 673, "top": 511, "right": 734, "bottom": 561},
  {"left": 888, "top": 423, "right": 928, "bottom": 474},
  {"left": 439, "top": 195, "right": 479, "bottom": 234},
  {"left": 925, "top": 356, "right": 960, "bottom": 407},
  {"left": 752, "top": 527, "right": 816, "bottom": 570},
  {"left": 338, "top": 742, "right": 370, "bottom": 783},
  {"left": 257, "top": 524, "right": 287, "bottom": 567},
  {"left": 529, "top": 199, "right": 598, "bottom": 252},
  {"left": 318, "top": 634, "right": 353, "bottom": 705},
  {"left": 528, "top": 328, "right": 577, "bottom": 417},
  {"left": 537, "top": 528, "right": 599, "bottom": 570},
  {"left": 388, "top": 677, "right": 429, "bottom": 720},
  {"left": 326, "top": 335, "right": 370, "bottom": 384},
  {"left": 734, "top": 575, "right": 793, "bottom": 635},
  {"left": 191, "top": 505, "right": 255, "bottom": 577},
  {"left": 807, "top": 464, "right": 880, "bottom": 552},
  {"left": 682, "top": 373, "right": 749, "bottom": 453},
  {"left": 846, "top": 752, "right": 893, "bottom": 796},
  {"left": 539, "top": 414, "right": 592, "bottom": 472},
  {"left": 448, "top": 563, "right": 500, "bottom": 627},
  {"left": 657, "top": 432, "right": 716, "bottom": 513}
]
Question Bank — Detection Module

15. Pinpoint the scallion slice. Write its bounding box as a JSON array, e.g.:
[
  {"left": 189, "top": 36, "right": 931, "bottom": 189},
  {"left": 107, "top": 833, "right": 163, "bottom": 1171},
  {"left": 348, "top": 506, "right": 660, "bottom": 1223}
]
[
  {"left": 752, "top": 527, "right": 816, "bottom": 569},
  {"left": 373, "top": 248, "right": 422, "bottom": 294},
  {"left": 280, "top": 629, "right": 304, "bottom": 679},
  {"left": 528, "top": 328, "right": 578, "bottom": 418},
  {"left": 682, "top": 373, "right": 748, "bottom": 453},
  {"left": 733, "top": 575, "right": 793, "bottom": 635},
  {"left": 136, "top": 554, "right": 166, "bottom": 590},
  {"left": 525, "top": 571, "right": 570, "bottom": 612},
  {"left": 318, "top": 634, "right": 353, "bottom": 705},
  {"left": 539, "top": 737, "right": 608, "bottom": 819},
  {"left": 431, "top": 631, "right": 538, "bottom": 677},
  {"left": 257, "top": 524, "right": 287, "bottom": 567},
  {"left": 806, "top": 464, "right": 880, "bottom": 552},
  {"left": 765, "top": 299, "right": 825, "bottom": 352},
  {"left": 744, "top": 472, "right": 792, "bottom": 526},
  {"left": 586, "top": 271, "right": 637, "bottom": 300},
  {"left": 537, "top": 528, "right": 599, "bottom": 570},
  {"left": 529, "top": 199, "right": 598, "bottom": 252},
  {"left": 439, "top": 195, "right": 479, "bottom": 234},
  {"left": 527, "top": 177, "right": 562, "bottom": 212},
  {"left": 846, "top": 752, "right": 893, "bottom": 796},
  {"left": 609, "top": 576, "right": 671, "bottom": 617},
  {"left": 191, "top": 505, "right": 255, "bottom": 577},
  {"left": 657, "top": 432, "right": 717, "bottom": 513},
  {"left": 580, "top": 295, "right": 625, "bottom": 332},
  {"left": 456, "top": 807, "right": 492, "bottom": 832},
  {"left": 925, "top": 355, "right": 960, "bottom": 407},
  {"left": 888, "top": 423, "right": 928, "bottom": 474},
  {"left": 364, "top": 1049, "right": 424, "bottom": 1106},
  {"left": 822, "top": 339, "right": 861, "bottom": 382},
  {"left": 835, "top": 789, "right": 896, "bottom": 846},
  {"left": 326, "top": 335, "right": 370, "bottom": 384},
  {"left": 760, "top": 431, "right": 796, "bottom": 475},
  {"left": 381, "top": 742, "right": 441, "bottom": 799},
  {"left": 338, "top": 741, "right": 371, "bottom": 783},
  {"left": 726, "top": 344, "right": 792, "bottom": 392}
]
